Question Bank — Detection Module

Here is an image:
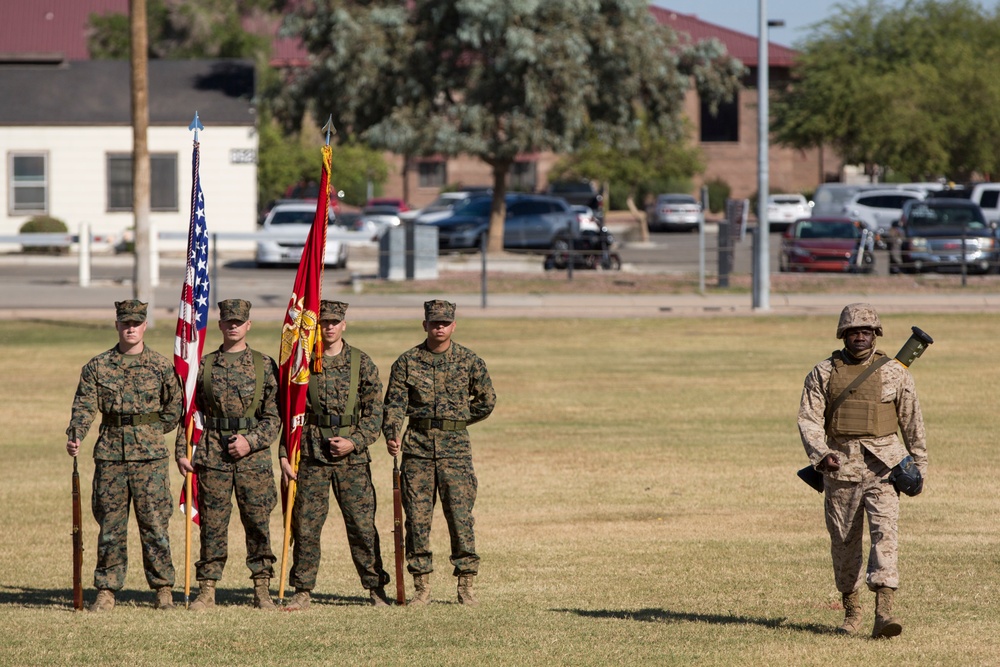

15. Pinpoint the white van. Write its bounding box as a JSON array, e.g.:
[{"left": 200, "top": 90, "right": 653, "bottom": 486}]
[{"left": 968, "top": 184, "right": 1000, "bottom": 224}]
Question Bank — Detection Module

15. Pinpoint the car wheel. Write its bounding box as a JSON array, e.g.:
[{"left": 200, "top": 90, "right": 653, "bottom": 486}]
[{"left": 551, "top": 237, "right": 570, "bottom": 253}]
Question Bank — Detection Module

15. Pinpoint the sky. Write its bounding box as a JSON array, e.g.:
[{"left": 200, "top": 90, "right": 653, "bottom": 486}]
[{"left": 652, "top": 0, "right": 866, "bottom": 47}]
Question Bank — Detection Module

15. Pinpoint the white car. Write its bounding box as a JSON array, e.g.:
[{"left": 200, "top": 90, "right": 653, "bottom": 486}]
[
  {"left": 766, "top": 194, "right": 812, "bottom": 231},
  {"left": 256, "top": 201, "right": 349, "bottom": 268},
  {"left": 842, "top": 188, "right": 926, "bottom": 233}
]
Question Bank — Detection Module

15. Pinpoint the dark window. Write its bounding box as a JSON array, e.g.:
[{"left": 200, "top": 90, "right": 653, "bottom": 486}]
[
  {"left": 979, "top": 190, "right": 1000, "bottom": 208},
  {"left": 107, "top": 153, "right": 179, "bottom": 212},
  {"left": 700, "top": 98, "right": 739, "bottom": 142},
  {"left": 9, "top": 153, "right": 47, "bottom": 214},
  {"left": 510, "top": 161, "right": 537, "bottom": 191},
  {"left": 418, "top": 161, "right": 446, "bottom": 188},
  {"left": 507, "top": 200, "right": 549, "bottom": 217}
]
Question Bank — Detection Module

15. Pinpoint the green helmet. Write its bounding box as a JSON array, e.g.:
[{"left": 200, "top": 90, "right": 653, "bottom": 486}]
[{"left": 836, "top": 303, "right": 883, "bottom": 339}]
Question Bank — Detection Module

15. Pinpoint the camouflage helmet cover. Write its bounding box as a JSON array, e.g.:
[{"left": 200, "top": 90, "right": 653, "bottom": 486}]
[{"left": 836, "top": 302, "right": 883, "bottom": 339}]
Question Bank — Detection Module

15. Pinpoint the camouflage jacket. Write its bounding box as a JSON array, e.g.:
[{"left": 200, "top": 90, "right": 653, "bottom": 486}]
[
  {"left": 382, "top": 340, "right": 496, "bottom": 459},
  {"left": 174, "top": 345, "right": 281, "bottom": 472},
  {"left": 66, "top": 345, "right": 182, "bottom": 461},
  {"left": 798, "top": 347, "right": 928, "bottom": 483},
  {"left": 278, "top": 340, "right": 383, "bottom": 466}
]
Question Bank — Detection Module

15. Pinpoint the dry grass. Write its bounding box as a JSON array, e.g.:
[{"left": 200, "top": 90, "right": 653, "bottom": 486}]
[{"left": 1, "top": 314, "right": 998, "bottom": 666}]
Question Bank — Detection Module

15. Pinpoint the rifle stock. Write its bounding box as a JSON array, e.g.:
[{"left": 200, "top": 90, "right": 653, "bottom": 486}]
[
  {"left": 71, "top": 457, "right": 84, "bottom": 611},
  {"left": 392, "top": 456, "right": 406, "bottom": 605}
]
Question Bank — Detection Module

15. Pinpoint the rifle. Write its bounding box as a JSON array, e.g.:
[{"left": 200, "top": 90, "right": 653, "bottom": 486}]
[
  {"left": 71, "top": 457, "right": 84, "bottom": 611},
  {"left": 392, "top": 455, "right": 406, "bottom": 605},
  {"left": 798, "top": 326, "right": 934, "bottom": 492}
]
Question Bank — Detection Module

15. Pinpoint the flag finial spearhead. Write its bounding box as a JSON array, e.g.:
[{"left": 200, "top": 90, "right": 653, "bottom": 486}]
[
  {"left": 189, "top": 111, "right": 204, "bottom": 141},
  {"left": 322, "top": 115, "right": 336, "bottom": 146}
]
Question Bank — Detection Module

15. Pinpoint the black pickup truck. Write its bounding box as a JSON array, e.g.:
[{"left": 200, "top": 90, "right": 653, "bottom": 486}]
[{"left": 545, "top": 181, "right": 604, "bottom": 219}]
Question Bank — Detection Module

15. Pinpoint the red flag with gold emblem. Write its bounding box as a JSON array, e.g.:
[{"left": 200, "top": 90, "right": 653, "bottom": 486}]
[{"left": 278, "top": 144, "right": 330, "bottom": 496}]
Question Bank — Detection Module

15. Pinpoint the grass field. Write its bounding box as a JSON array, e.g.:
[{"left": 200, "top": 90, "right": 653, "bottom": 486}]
[{"left": 0, "top": 313, "right": 997, "bottom": 666}]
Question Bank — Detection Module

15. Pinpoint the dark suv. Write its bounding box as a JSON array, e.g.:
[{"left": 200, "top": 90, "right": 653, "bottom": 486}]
[
  {"left": 889, "top": 198, "right": 1000, "bottom": 274},
  {"left": 545, "top": 181, "right": 604, "bottom": 219},
  {"left": 430, "top": 194, "right": 575, "bottom": 252}
]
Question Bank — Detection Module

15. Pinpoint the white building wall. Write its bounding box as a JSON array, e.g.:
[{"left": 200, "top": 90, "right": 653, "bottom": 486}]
[{"left": 1, "top": 125, "right": 257, "bottom": 251}]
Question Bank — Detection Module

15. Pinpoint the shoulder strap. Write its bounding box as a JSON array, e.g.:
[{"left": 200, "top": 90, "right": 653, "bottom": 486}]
[
  {"left": 339, "top": 347, "right": 361, "bottom": 437},
  {"left": 246, "top": 349, "right": 264, "bottom": 419},
  {"left": 200, "top": 351, "right": 220, "bottom": 416},
  {"left": 826, "top": 354, "right": 892, "bottom": 422}
]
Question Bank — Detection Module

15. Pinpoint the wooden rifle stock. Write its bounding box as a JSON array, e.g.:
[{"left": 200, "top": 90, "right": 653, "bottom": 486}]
[
  {"left": 392, "top": 456, "right": 406, "bottom": 605},
  {"left": 71, "top": 457, "right": 84, "bottom": 611}
]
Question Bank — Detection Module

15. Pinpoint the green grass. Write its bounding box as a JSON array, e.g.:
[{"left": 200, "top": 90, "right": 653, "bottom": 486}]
[{"left": 0, "top": 314, "right": 997, "bottom": 666}]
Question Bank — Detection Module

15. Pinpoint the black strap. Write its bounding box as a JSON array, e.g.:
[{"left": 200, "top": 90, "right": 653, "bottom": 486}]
[
  {"left": 411, "top": 418, "right": 467, "bottom": 432},
  {"left": 101, "top": 412, "right": 161, "bottom": 427},
  {"left": 825, "top": 355, "right": 892, "bottom": 423}
]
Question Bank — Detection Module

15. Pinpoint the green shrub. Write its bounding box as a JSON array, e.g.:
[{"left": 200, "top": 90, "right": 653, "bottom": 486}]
[
  {"left": 19, "top": 215, "right": 69, "bottom": 255},
  {"left": 705, "top": 177, "right": 731, "bottom": 214}
]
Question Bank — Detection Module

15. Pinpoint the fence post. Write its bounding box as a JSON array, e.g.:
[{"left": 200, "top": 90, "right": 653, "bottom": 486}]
[{"left": 78, "top": 223, "right": 91, "bottom": 288}]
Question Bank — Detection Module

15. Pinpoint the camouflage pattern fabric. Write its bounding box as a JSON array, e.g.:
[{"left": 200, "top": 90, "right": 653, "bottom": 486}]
[
  {"left": 289, "top": 460, "right": 389, "bottom": 591},
  {"left": 382, "top": 340, "right": 496, "bottom": 458},
  {"left": 383, "top": 340, "right": 495, "bottom": 576},
  {"left": 195, "top": 466, "right": 277, "bottom": 581},
  {"left": 176, "top": 345, "right": 280, "bottom": 581},
  {"left": 798, "top": 346, "right": 927, "bottom": 593},
  {"left": 400, "top": 456, "right": 479, "bottom": 576},
  {"left": 825, "top": 453, "right": 900, "bottom": 591},
  {"left": 278, "top": 341, "right": 383, "bottom": 463},
  {"left": 285, "top": 341, "right": 388, "bottom": 591},
  {"left": 66, "top": 345, "right": 183, "bottom": 459},
  {"left": 92, "top": 459, "right": 175, "bottom": 590},
  {"left": 174, "top": 346, "right": 281, "bottom": 471}
]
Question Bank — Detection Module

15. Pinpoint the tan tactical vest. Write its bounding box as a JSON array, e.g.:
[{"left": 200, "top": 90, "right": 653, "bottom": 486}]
[{"left": 827, "top": 351, "right": 899, "bottom": 437}]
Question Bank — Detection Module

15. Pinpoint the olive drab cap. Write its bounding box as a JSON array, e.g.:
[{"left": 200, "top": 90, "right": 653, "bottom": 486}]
[
  {"left": 319, "top": 300, "right": 348, "bottom": 321},
  {"left": 115, "top": 299, "right": 148, "bottom": 323},
  {"left": 836, "top": 302, "right": 883, "bottom": 339},
  {"left": 424, "top": 299, "right": 456, "bottom": 322},
  {"left": 218, "top": 299, "right": 252, "bottom": 322}
]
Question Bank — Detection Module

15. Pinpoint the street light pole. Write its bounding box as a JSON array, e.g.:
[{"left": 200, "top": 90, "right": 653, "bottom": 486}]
[{"left": 753, "top": 1, "right": 784, "bottom": 311}]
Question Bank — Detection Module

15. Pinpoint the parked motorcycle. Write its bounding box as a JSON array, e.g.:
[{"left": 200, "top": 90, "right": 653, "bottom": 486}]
[{"left": 544, "top": 228, "right": 621, "bottom": 271}]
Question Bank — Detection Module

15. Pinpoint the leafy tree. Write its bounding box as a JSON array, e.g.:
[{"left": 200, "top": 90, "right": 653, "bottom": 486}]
[
  {"left": 283, "top": 0, "right": 743, "bottom": 252},
  {"left": 772, "top": 0, "right": 1000, "bottom": 181}
]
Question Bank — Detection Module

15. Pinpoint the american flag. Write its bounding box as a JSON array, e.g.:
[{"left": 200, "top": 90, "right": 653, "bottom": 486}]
[{"left": 174, "top": 138, "right": 210, "bottom": 524}]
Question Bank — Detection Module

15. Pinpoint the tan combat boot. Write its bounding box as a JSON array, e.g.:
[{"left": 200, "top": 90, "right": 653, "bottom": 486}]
[
  {"left": 457, "top": 574, "right": 479, "bottom": 606},
  {"left": 369, "top": 587, "right": 391, "bottom": 607},
  {"left": 89, "top": 589, "right": 115, "bottom": 613},
  {"left": 253, "top": 579, "right": 276, "bottom": 611},
  {"left": 155, "top": 586, "right": 175, "bottom": 610},
  {"left": 835, "top": 589, "right": 862, "bottom": 635},
  {"left": 283, "top": 589, "right": 311, "bottom": 611},
  {"left": 410, "top": 574, "right": 430, "bottom": 606},
  {"left": 871, "top": 587, "right": 903, "bottom": 639},
  {"left": 189, "top": 580, "right": 216, "bottom": 611}
]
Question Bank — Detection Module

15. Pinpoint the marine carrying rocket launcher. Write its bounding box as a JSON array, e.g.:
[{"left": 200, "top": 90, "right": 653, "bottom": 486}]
[{"left": 797, "top": 326, "right": 934, "bottom": 493}]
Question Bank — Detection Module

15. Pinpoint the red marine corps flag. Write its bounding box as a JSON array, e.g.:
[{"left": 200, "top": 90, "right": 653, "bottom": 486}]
[{"left": 276, "top": 132, "right": 333, "bottom": 604}]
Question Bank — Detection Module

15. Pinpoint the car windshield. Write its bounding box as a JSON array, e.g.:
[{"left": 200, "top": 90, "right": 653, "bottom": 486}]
[
  {"left": 453, "top": 198, "right": 493, "bottom": 217},
  {"left": 908, "top": 204, "right": 987, "bottom": 229},
  {"left": 269, "top": 210, "right": 316, "bottom": 225},
  {"left": 771, "top": 196, "right": 804, "bottom": 205},
  {"left": 550, "top": 182, "right": 591, "bottom": 193},
  {"left": 662, "top": 195, "right": 696, "bottom": 205},
  {"left": 795, "top": 222, "right": 861, "bottom": 239}
]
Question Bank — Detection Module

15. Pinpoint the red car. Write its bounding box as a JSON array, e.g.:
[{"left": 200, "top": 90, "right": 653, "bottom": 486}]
[
  {"left": 365, "top": 197, "right": 410, "bottom": 212},
  {"left": 779, "top": 217, "right": 875, "bottom": 273}
]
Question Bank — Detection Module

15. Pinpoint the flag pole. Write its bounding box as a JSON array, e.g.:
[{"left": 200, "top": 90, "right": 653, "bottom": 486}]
[
  {"left": 183, "top": 111, "right": 204, "bottom": 609},
  {"left": 277, "top": 116, "right": 334, "bottom": 607}
]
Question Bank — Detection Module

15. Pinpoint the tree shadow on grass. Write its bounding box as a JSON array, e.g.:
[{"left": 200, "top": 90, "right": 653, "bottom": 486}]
[{"left": 554, "top": 607, "right": 836, "bottom": 636}]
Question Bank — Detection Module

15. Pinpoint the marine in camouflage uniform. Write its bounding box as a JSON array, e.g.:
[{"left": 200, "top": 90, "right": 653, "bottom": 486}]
[
  {"left": 798, "top": 303, "right": 927, "bottom": 639},
  {"left": 279, "top": 300, "right": 390, "bottom": 610},
  {"left": 175, "top": 299, "right": 281, "bottom": 610},
  {"left": 65, "top": 300, "right": 183, "bottom": 612},
  {"left": 383, "top": 300, "right": 496, "bottom": 605}
]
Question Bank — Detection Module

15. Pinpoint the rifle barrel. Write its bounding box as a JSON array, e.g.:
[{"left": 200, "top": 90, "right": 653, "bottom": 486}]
[
  {"left": 72, "top": 457, "right": 84, "bottom": 611},
  {"left": 392, "top": 456, "right": 406, "bottom": 606}
]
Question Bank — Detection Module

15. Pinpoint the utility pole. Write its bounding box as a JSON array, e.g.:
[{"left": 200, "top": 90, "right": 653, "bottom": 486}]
[{"left": 130, "top": 0, "right": 153, "bottom": 323}]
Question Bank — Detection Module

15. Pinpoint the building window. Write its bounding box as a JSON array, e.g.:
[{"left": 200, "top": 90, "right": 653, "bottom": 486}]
[
  {"left": 700, "top": 98, "right": 739, "bottom": 143},
  {"left": 107, "top": 153, "right": 179, "bottom": 211},
  {"left": 418, "top": 160, "right": 446, "bottom": 188},
  {"left": 9, "top": 152, "right": 48, "bottom": 214},
  {"left": 510, "top": 160, "right": 536, "bottom": 192}
]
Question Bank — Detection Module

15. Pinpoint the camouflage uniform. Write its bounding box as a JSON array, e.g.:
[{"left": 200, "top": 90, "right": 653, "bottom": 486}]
[
  {"left": 798, "top": 304, "right": 927, "bottom": 594},
  {"left": 280, "top": 332, "right": 389, "bottom": 593},
  {"left": 175, "top": 300, "right": 281, "bottom": 583},
  {"left": 66, "top": 300, "right": 182, "bottom": 592},
  {"left": 382, "top": 301, "right": 496, "bottom": 577}
]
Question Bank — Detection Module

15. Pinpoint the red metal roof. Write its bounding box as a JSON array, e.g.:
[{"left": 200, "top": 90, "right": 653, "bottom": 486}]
[{"left": 649, "top": 5, "right": 798, "bottom": 68}]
